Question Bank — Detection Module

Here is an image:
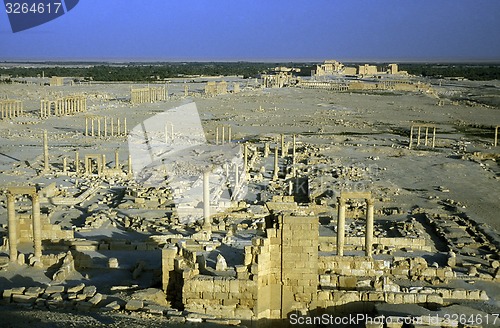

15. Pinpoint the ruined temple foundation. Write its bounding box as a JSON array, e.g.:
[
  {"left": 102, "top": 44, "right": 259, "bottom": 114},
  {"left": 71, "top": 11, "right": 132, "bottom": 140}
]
[
  {"left": 336, "top": 192, "right": 375, "bottom": 257},
  {"left": 6, "top": 187, "right": 43, "bottom": 261}
]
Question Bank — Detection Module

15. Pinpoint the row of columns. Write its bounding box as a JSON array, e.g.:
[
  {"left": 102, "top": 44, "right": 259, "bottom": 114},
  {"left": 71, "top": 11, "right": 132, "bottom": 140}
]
[
  {"left": 85, "top": 116, "right": 127, "bottom": 137},
  {"left": 0, "top": 100, "right": 23, "bottom": 119},
  {"left": 215, "top": 125, "right": 232, "bottom": 145},
  {"left": 82, "top": 153, "right": 132, "bottom": 176},
  {"left": 249, "top": 134, "right": 298, "bottom": 181},
  {"left": 40, "top": 96, "right": 87, "bottom": 118},
  {"left": 6, "top": 188, "right": 42, "bottom": 262},
  {"left": 337, "top": 196, "right": 375, "bottom": 257},
  {"left": 409, "top": 124, "right": 436, "bottom": 149},
  {"left": 130, "top": 86, "right": 168, "bottom": 104},
  {"left": 42, "top": 134, "right": 131, "bottom": 176}
]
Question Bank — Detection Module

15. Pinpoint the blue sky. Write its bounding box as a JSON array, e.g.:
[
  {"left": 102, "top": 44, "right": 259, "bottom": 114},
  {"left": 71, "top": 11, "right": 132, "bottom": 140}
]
[{"left": 1, "top": 0, "right": 499, "bottom": 62}]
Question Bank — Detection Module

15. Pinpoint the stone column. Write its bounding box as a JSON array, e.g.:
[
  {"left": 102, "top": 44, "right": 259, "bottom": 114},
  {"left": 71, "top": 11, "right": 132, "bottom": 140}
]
[
  {"left": 43, "top": 130, "right": 49, "bottom": 171},
  {"left": 101, "top": 154, "right": 106, "bottom": 173},
  {"left": 63, "top": 157, "right": 67, "bottom": 174},
  {"left": 85, "top": 117, "right": 88, "bottom": 136},
  {"left": 495, "top": 126, "right": 498, "bottom": 147},
  {"left": 97, "top": 118, "right": 101, "bottom": 138},
  {"left": 409, "top": 125, "right": 414, "bottom": 149},
  {"left": 91, "top": 118, "right": 94, "bottom": 137},
  {"left": 117, "top": 118, "right": 121, "bottom": 136},
  {"left": 123, "top": 118, "right": 127, "bottom": 136},
  {"left": 216, "top": 126, "right": 219, "bottom": 145},
  {"left": 75, "top": 152, "right": 79, "bottom": 173},
  {"left": 417, "top": 126, "right": 421, "bottom": 146},
  {"left": 115, "top": 150, "right": 119, "bottom": 169},
  {"left": 203, "top": 171, "right": 211, "bottom": 230},
  {"left": 111, "top": 118, "right": 114, "bottom": 137},
  {"left": 432, "top": 127, "right": 436, "bottom": 148},
  {"left": 222, "top": 126, "right": 225, "bottom": 145},
  {"left": 7, "top": 193, "right": 17, "bottom": 262},
  {"left": 264, "top": 142, "right": 269, "bottom": 158},
  {"left": 243, "top": 143, "right": 248, "bottom": 173},
  {"left": 228, "top": 126, "right": 232, "bottom": 143},
  {"left": 424, "top": 127, "right": 429, "bottom": 146},
  {"left": 281, "top": 134, "right": 285, "bottom": 158},
  {"left": 365, "top": 198, "right": 375, "bottom": 257},
  {"left": 337, "top": 197, "right": 346, "bottom": 256},
  {"left": 273, "top": 146, "right": 279, "bottom": 181},
  {"left": 104, "top": 117, "right": 107, "bottom": 137},
  {"left": 32, "top": 193, "right": 42, "bottom": 259}
]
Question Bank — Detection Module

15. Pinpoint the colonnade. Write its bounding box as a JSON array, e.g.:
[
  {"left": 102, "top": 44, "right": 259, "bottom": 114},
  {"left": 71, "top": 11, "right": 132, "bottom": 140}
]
[
  {"left": 40, "top": 96, "right": 86, "bottom": 118},
  {"left": 215, "top": 125, "right": 232, "bottom": 145},
  {"left": 131, "top": 86, "right": 167, "bottom": 104},
  {"left": 84, "top": 116, "right": 127, "bottom": 137},
  {"left": 409, "top": 124, "right": 436, "bottom": 149},
  {"left": 0, "top": 100, "right": 23, "bottom": 119}
]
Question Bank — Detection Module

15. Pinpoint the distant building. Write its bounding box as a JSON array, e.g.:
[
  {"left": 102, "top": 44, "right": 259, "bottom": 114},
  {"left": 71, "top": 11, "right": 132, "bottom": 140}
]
[
  {"left": 50, "top": 76, "right": 64, "bottom": 86},
  {"left": 357, "top": 64, "right": 378, "bottom": 76},
  {"left": 315, "top": 60, "right": 344, "bottom": 76}
]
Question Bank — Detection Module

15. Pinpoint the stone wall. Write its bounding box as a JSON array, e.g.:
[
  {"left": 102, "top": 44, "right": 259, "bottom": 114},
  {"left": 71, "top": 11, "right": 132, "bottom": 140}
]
[{"left": 16, "top": 214, "right": 74, "bottom": 243}]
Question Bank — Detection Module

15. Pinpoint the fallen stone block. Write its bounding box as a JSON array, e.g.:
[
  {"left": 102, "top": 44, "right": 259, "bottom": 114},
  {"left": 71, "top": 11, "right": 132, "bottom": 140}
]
[
  {"left": 67, "top": 283, "right": 85, "bottom": 293},
  {"left": 83, "top": 286, "right": 97, "bottom": 298},
  {"left": 45, "top": 286, "right": 65, "bottom": 294},
  {"left": 12, "top": 294, "right": 36, "bottom": 304},
  {"left": 125, "top": 299, "right": 143, "bottom": 311},
  {"left": 131, "top": 288, "right": 169, "bottom": 307},
  {"left": 88, "top": 293, "right": 103, "bottom": 306},
  {"left": 50, "top": 293, "right": 64, "bottom": 301},
  {"left": 145, "top": 304, "right": 166, "bottom": 315},
  {"left": 24, "top": 286, "right": 44, "bottom": 297},
  {"left": 104, "top": 300, "right": 121, "bottom": 310}
]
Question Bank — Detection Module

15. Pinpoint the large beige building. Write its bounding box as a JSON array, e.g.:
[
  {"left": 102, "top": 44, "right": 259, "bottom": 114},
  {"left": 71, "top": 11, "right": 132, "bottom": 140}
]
[{"left": 315, "top": 60, "right": 344, "bottom": 76}]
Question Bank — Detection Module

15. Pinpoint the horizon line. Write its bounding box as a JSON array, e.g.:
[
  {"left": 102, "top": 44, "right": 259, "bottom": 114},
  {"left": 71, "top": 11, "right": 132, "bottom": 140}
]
[{"left": 1, "top": 56, "right": 500, "bottom": 65}]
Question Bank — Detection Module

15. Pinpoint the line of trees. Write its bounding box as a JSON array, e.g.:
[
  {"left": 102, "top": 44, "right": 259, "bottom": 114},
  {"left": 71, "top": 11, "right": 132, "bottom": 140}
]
[
  {"left": 398, "top": 64, "right": 500, "bottom": 81},
  {"left": 2, "top": 62, "right": 498, "bottom": 82},
  {"left": 0, "top": 62, "right": 314, "bottom": 82}
]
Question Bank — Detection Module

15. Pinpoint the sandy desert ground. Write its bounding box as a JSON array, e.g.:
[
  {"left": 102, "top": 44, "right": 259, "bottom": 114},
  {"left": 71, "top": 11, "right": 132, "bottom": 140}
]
[{"left": 0, "top": 77, "right": 499, "bottom": 327}]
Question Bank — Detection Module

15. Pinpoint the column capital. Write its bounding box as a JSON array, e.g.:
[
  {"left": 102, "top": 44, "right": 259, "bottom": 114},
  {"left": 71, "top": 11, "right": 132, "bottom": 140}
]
[
  {"left": 366, "top": 198, "right": 375, "bottom": 206},
  {"left": 31, "top": 193, "right": 39, "bottom": 201},
  {"left": 337, "top": 197, "right": 346, "bottom": 205}
]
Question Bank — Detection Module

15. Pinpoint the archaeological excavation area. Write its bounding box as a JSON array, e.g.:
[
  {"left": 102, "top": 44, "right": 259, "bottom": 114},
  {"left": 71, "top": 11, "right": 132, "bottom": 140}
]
[{"left": 0, "top": 71, "right": 499, "bottom": 327}]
